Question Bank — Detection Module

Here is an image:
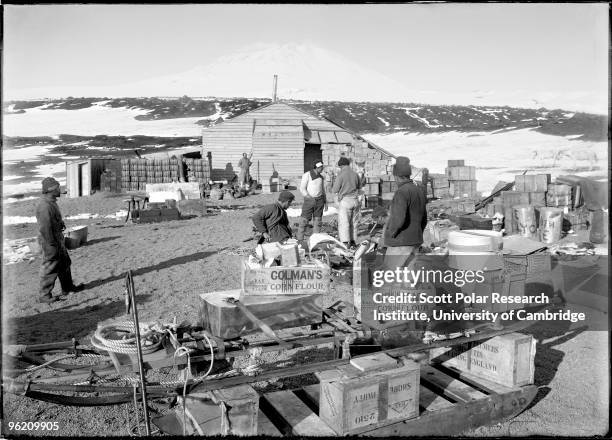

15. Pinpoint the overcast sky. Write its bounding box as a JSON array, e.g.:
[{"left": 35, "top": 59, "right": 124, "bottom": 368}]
[{"left": 3, "top": 3, "right": 609, "bottom": 98}]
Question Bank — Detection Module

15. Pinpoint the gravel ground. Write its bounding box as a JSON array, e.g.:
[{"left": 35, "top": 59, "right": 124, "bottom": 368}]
[{"left": 2, "top": 191, "right": 608, "bottom": 436}]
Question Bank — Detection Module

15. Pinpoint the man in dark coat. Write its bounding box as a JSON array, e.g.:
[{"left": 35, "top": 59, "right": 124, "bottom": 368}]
[
  {"left": 36, "top": 177, "right": 84, "bottom": 304},
  {"left": 383, "top": 157, "right": 428, "bottom": 269},
  {"left": 252, "top": 191, "right": 295, "bottom": 243}
]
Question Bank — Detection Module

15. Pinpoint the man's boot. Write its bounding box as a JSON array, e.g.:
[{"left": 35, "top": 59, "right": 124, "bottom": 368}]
[{"left": 296, "top": 217, "right": 309, "bottom": 241}]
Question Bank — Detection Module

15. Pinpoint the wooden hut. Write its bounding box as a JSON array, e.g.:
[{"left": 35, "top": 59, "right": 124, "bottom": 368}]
[
  {"left": 201, "top": 102, "right": 394, "bottom": 184},
  {"left": 66, "top": 158, "right": 121, "bottom": 198}
]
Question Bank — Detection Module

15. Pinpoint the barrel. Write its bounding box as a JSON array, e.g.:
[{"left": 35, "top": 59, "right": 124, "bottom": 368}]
[
  {"left": 447, "top": 231, "right": 503, "bottom": 271},
  {"left": 589, "top": 209, "right": 608, "bottom": 244},
  {"left": 513, "top": 205, "right": 537, "bottom": 238},
  {"left": 538, "top": 207, "right": 563, "bottom": 243},
  {"left": 460, "top": 230, "right": 503, "bottom": 251}
]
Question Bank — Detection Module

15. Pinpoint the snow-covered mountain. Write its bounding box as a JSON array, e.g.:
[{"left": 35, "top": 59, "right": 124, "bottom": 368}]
[{"left": 6, "top": 43, "right": 607, "bottom": 114}]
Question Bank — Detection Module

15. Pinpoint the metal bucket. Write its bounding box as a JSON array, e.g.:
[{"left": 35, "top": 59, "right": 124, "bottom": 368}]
[
  {"left": 513, "top": 205, "right": 537, "bottom": 238},
  {"left": 64, "top": 225, "right": 88, "bottom": 249},
  {"left": 538, "top": 207, "right": 563, "bottom": 243}
]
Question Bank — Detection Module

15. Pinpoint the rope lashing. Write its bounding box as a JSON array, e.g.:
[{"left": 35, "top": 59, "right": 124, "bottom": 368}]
[{"left": 91, "top": 322, "right": 163, "bottom": 355}]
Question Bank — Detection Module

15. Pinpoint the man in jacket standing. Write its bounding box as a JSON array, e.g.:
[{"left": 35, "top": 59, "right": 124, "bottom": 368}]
[
  {"left": 332, "top": 157, "right": 363, "bottom": 248},
  {"left": 238, "top": 152, "right": 253, "bottom": 188},
  {"left": 36, "top": 177, "right": 84, "bottom": 304},
  {"left": 297, "top": 161, "right": 327, "bottom": 244},
  {"left": 252, "top": 191, "right": 295, "bottom": 243},
  {"left": 383, "top": 157, "right": 428, "bottom": 269}
]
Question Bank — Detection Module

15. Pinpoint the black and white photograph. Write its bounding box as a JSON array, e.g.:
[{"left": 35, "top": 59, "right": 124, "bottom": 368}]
[{"left": 1, "top": 3, "right": 609, "bottom": 437}]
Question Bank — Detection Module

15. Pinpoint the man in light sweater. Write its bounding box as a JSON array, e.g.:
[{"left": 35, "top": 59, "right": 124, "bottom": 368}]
[
  {"left": 332, "top": 157, "right": 364, "bottom": 248},
  {"left": 297, "top": 161, "right": 327, "bottom": 243}
]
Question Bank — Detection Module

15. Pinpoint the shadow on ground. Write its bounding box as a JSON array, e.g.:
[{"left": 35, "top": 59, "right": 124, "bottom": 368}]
[
  {"left": 83, "top": 236, "right": 121, "bottom": 246},
  {"left": 83, "top": 249, "right": 224, "bottom": 290},
  {"left": 5, "top": 294, "right": 152, "bottom": 345}
]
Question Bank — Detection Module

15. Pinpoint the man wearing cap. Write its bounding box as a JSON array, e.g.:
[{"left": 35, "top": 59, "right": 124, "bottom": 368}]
[
  {"left": 238, "top": 152, "right": 253, "bottom": 188},
  {"left": 332, "top": 157, "right": 363, "bottom": 248},
  {"left": 383, "top": 157, "right": 428, "bottom": 268},
  {"left": 252, "top": 190, "right": 295, "bottom": 243},
  {"left": 297, "top": 161, "right": 327, "bottom": 244},
  {"left": 36, "top": 177, "right": 84, "bottom": 304}
]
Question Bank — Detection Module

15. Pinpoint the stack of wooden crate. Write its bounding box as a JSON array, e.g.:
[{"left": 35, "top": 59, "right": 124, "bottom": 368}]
[
  {"left": 430, "top": 173, "right": 450, "bottom": 199},
  {"left": 184, "top": 158, "right": 211, "bottom": 185},
  {"left": 500, "top": 174, "right": 552, "bottom": 233},
  {"left": 445, "top": 160, "right": 478, "bottom": 198},
  {"left": 379, "top": 175, "right": 397, "bottom": 195},
  {"left": 515, "top": 174, "right": 550, "bottom": 207}
]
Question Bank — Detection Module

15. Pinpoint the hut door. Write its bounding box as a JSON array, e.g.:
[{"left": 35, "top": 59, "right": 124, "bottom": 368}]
[
  {"left": 304, "top": 143, "right": 322, "bottom": 172},
  {"left": 79, "top": 163, "right": 90, "bottom": 197}
]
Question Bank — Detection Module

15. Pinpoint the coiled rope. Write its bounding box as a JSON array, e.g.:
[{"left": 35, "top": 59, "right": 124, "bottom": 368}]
[{"left": 91, "top": 321, "right": 163, "bottom": 355}]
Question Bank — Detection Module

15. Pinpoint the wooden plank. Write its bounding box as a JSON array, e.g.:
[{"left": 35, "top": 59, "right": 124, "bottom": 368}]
[
  {"left": 418, "top": 385, "right": 454, "bottom": 412},
  {"left": 361, "top": 385, "right": 538, "bottom": 437},
  {"left": 420, "top": 365, "right": 487, "bottom": 403},
  {"left": 263, "top": 390, "right": 336, "bottom": 436}
]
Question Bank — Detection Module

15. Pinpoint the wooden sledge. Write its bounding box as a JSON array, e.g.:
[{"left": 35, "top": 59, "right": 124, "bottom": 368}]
[{"left": 256, "top": 362, "right": 538, "bottom": 437}]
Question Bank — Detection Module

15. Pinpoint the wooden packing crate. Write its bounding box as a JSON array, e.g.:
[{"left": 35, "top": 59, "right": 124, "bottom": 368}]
[
  {"left": 529, "top": 191, "right": 546, "bottom": 206},
  {"left": 456, "top": 214, "right": 493, "bottom": 230},
  {"left": 179, "top": 384, "right": 259, "bottom": 435},
  {"left": 433, "top": 187, "right": 450, "bottom": 199},
  {"left": 546, "top": 191, "right": 571, "bottom": 208},
  {"left": 503, "top": 206, "right": 517, "bottom": 234},
  {"left": 177, "top": 199, "right": 207, "bottom": 217},
  {"left": 504, "top": 253, "right": 552, "bottom": 275},
  {"left": 160, "top": 207, "right": 180, "bottom": 221},
  {"left": 429, "top": 332, "right": 536, "bottom": 387},
  {"left": 514, "top": 174, "right": 550, "bottom": 192},
  {"left": 132, "top": 208, "right": 162, "bottom": 223},
  {"left": 366, "top": 195, "right": 381, "bottom": 208},
  {"left": 447, "top": 159, "right": 465, "bottom": 167},
  {"left": 364, "top": 182, "right": 381, "bottom": 196},
  {"left": 501, "top": 191, "right": 530, "bottom": 207},
  {"left": 446, "top": 166, "right": 476, "bottom": 181},
  {"left": 318, "top": 359, "right": 420, "bottom": 435},
  {"left": 241, "top": 259, "right": 330, "bottom": 296},
  {"left": 430, "top": 174, "right": 449, "bottom": 188},
  {"left": 449, "top": 180, "right": 478, "bottom": 198}
]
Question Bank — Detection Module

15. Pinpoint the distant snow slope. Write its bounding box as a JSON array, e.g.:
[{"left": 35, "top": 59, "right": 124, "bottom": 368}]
[
  {"left": 3, "top": 104, "right": 204, "bottom": 137},
  {"left": 363, "top": 129, "right": 608, "bottom": 193},
  {"left": 6, "top": 43, "right": 607, "bottom": 114}
]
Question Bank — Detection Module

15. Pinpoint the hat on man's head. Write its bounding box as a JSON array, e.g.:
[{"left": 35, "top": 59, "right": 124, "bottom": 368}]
[
  {"left": 314, "top": 161, "right": 324, "bottom": 168},
  {"left": 337, "top": 157, "right": 350, "bottom": 167},
  {"left": 41, "top": 177, "right": 62, "bottom": 193},
  {"left": 278, "top": 190, "right": 295, "bottom": 202},
  {"left": 393, "top": 156, "right": 412, "bottom": 177}
]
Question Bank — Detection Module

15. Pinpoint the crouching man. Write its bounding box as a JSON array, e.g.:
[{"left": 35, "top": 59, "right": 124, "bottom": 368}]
[
  {"left": 36, "top": 177, "right": 84, "bottom": 304},
  {"left": 252, "top": 190, "right": 295, "bottom": 243}
]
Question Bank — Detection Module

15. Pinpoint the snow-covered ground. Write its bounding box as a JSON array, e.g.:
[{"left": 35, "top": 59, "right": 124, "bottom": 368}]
[
  {"left": 2, "top": 104, "right": 607, "bottom": 202},
  {"left": 363, "top": 128, "right": 608, "bottom": 194},
  {"left": 3, "top": 104, "right": 204, "bottom": 137}
]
